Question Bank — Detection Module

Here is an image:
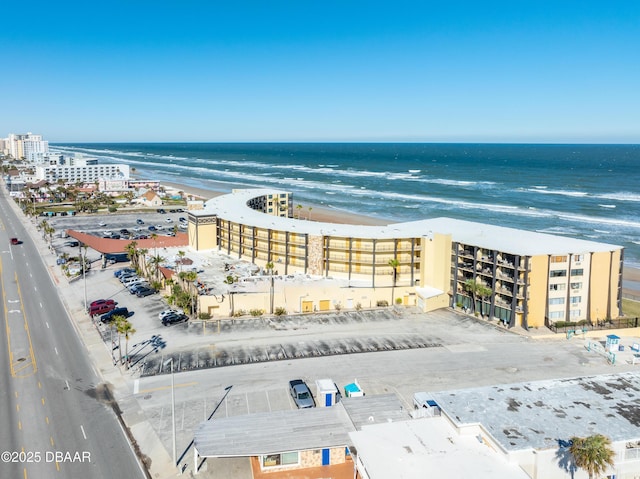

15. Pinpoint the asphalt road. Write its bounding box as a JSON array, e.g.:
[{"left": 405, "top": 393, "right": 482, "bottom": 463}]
[{"left": 0, "top": 191, "right": 146, "bottom": 479}]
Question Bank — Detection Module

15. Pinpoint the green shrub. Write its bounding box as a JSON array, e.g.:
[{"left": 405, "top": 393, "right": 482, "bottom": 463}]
[
  {"left": 395, "top": 298, "right": 403, "bottom": 305},
  {"left": 355, "top": 303, "right": 362, "bottom": 311},
  {"left": 377, "top": 300, "right": 389, "bottom": 307},
  {"left": 233, "top": 309, "right": 246, "bottom": 317},
  {"left": 334, "top": 303, "right": 342, "bottom": 311},
  {"left": 250, "top": 308, "right": 265, "bottom": 317},
  {"left": 274, "top": 307, "right": 287, "bottom": 316},
  {"left": 198, "top": 312, "right": 212, "bottom": 320},
  {"left": 108, "top": 206, "right": 118, "bottom": 213}
]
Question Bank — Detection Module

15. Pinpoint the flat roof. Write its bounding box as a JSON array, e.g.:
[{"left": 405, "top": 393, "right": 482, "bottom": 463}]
[
  {"left": 194, "top": 405, "right": 355, "bottom": 458},
  {"left": 431, "top": 371, "right": 640, "bottom": 452},
  {"left": 191, "top": 188, "right": 621, "bottom": 256},
  {"left": 350, "top": 417, "right": 530, "bottom": 479}
]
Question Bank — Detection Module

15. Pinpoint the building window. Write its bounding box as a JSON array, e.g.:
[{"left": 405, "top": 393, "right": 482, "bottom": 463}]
[
  {"left": 550, "top": 311, "right": 564, "bottom": 319},
  {"left": 549, "top": 283, "right": 566, "bottom": 291},
  {"left": 550, "top": 270, "right": 567, "bottom": 277},
  {"left": 570, "top": 268, "right": 584, "bottom": 276},
  {"left": 549, "top": 297, "right": 565, "bottom": 305},
  {"left": 570, "top": 309, "right": 581, "bottom": 318},
  {"left": 570, "top": 296, "right": 582, "bottom": 304},
  {"left": 261, "top": 452, "right": 299, "bottom": 468},
  {"left": 570, "top": 282, "right": 582, "bottom": 290},
  {"left": 551, "top": 255, "right": 567, "bottom": 263}
]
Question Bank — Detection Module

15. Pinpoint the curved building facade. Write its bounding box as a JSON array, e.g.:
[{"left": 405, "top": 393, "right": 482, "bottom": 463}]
[{"left": 188, "top": 189, "right": 623, "bottom": 329}]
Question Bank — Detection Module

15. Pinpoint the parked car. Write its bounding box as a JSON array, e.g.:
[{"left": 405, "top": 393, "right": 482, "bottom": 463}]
[
  {"left": 148, "top": 226, "right": 157, "bottom": 231},
  {"left": 64, "top": 240, "right": 80, "bottom": 247},
  {"left": 120, "top": 229, "right": 130, "bottom": 235},
  {"left": 165, "top": 218, "right": 173, "bottom": 223},
  {"left": 119, "top": 274, "right": 138, "bottom": 283},
  {"left": 162, "top": 313, "right": 188, "bottom": 326},
  {"left": 100, "top": 307, "right": 130, "bottom": 323},
  {"left": 102, "top": 230, "right": 112, "bottom": 236},
  {"left": 155, "top": 224, "right": 164, "bottom": 231},
  {"left": 179, "top": 217, "right": 187, "bottom": 223},
  {"left": 128, "top": 282, "right": 150, "bottom": 294},
  {"left": 122, "top": 276, "right": 142, "bottom": 286},
  {"left": 134, "top": 234, "right": 148, "bottom": 240},
  {"left": 159, "top": 309, "right": 183, "bottom": 321},
  {"left": 136, "top": 218, "right": 144, "bottom": 225},
  {"left": 114, "top": 268, "right": 135, "bottom": 278},
  {"left": 289, "top": 380, "right": 315, "bottom": 409},
  {"left": 90, "top": 299, "right": 117, "bottom": 309},
  {"left": 89, "top": 302, "right": 117, "bottom": 317},
  {"left": 136, "top": 287, "right": 158, "bottom": 297}
]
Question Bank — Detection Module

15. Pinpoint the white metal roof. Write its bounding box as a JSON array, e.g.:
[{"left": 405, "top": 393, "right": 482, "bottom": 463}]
[{"left": 191, "top": 189, "right": 621, "bottom": 256}]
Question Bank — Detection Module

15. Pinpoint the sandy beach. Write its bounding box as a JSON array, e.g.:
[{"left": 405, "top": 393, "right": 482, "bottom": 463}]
[{"left": 159, "top": 179, "right": 640, "bottom": 295}]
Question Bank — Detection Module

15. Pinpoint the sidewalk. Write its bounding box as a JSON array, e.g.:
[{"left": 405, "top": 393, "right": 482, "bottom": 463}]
[{"left": 6, "top": 193, "right": 177, "bottom": 479}]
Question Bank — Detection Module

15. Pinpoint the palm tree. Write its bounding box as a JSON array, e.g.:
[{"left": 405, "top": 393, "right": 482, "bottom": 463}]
[
  {"left": 296, "top": 204, "right": 302, "bottom": 219},
  {"left": 266, "top": 262, "right": 275, "bottom": 314},
  {"left": 464, "top": 278, "right": 484, "bottom": 314},
  {"left": 116, "top": 316, "right": 136, "bottom": 369},
  {"left": 176, "top": 250, "right": 186, "bottom": 273},
  {"left": 148, "top": 254, "right": 166, "bottom": 283},
  {"left": 125, "top": 241, "right": 139, "bottom": 268},
  {"left": 307, "top": 206, "right": 313, "bottom": 220},
  {"left": 388, "top": 258, "right": 400, "bottom": 305},
  {"left": 569, "top": 434, "right": 615, "bottom": 479},
  {"left": 477, "top": 284, "right": 493, "bottom": 318}
]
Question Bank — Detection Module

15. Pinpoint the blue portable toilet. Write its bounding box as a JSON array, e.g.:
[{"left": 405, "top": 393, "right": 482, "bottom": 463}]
[{"left": 606, "top": 335, "right": 620, "bottom": 352}]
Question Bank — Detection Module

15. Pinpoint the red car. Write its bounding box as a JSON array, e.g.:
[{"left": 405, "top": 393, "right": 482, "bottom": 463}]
[
  {"left": 90, "top": 299, "right": 116, "bottom": 309},
  {"left": 10, "top": 238, "right": 19, "bottom": 245}
]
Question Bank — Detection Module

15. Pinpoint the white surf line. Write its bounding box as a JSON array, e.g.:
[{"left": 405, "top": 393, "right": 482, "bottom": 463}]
[
  {"left": 46, "top": 322, "right": 49, "bottom": 328},
  {"left": 80, "top": 425, "right": 87, "bottom": 440},
  {"left": 54, "top": 347, "right": 59, "bottom": 356},
  {"left": 65, "top": 380, "right": 70, "bottom": 390}
]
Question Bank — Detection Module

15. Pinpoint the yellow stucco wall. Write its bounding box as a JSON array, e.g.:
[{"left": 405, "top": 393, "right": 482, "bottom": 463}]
[
  {"left": 420, "top": 233, "right": 452, "bottom": 292},
  {"left": 590, "top": 250, "right": 621, "bottom": 320},
  {"left": 526, "top": 255, "right": 549, "bottom": 328}
]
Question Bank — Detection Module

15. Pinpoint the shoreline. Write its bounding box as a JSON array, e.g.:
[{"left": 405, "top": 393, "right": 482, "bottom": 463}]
[{"left": 155, "top": 178, "right": 640, "bottom": 295}]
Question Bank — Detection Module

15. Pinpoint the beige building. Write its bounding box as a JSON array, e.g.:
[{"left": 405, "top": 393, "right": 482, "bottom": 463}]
[{"left": 188, "top": 189, "right": 623, "bottom": 329}]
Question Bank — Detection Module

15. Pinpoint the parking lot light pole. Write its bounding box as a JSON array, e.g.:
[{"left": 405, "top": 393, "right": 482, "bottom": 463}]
[{"left": 164, "top": 357, "right": 176, "bottom": 467}]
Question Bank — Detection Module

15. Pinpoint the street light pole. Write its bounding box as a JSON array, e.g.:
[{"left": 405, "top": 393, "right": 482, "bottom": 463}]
[{"left": 164, "top": 357, "right": 176, "bottom": 467}]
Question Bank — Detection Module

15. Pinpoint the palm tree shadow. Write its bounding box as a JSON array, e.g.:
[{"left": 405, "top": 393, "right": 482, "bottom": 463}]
[{"left": 555, "top": 440, "right": 577, "bottom": 478}]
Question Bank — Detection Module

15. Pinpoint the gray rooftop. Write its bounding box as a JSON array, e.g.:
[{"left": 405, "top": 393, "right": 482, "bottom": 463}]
[
  {"left": 193, "top": 393, "right": 411, "bottom": 458},
  {"left": 431, "top": 371, "right": 640, "bottom": 452},
  {"left": 339, "top": 393, "right": 410, "bottom": 429},
  {"left": 194, "top": 405, "right": 355, "bottom": 457},
  {"left": 192, "top": 188, "right": 620, "bottom": 256}
]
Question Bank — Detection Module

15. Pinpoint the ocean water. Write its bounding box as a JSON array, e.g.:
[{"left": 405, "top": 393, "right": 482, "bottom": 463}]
[{"left": 52, "top": 143, "right": 640, "bottom": 267}]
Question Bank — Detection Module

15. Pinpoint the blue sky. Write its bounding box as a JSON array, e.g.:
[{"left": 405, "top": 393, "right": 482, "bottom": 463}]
[{"left": 2, "top": 1, "right": 639, "bottom": 143}]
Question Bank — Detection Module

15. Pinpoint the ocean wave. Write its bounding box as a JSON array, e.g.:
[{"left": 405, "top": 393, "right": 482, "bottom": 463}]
[
  {"left": 598, "top": 204, "right": 616, "bottom": 209},
  {"left": 526, "top": 188, "right": 588, "bottom": 197},
  {"left": 596, "top": 192, "right": 640, "bottom": 202}
]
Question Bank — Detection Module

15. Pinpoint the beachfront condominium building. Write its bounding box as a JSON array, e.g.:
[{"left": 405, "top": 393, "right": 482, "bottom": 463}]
[
  {"left": 188, "top": 189, "right": 623, "bottom": 329},
  {"left": 5, "top": 133, "right": 49, "bottom": 162},
  {"left": 34, "top": 163, "right": 130, "bottom": 184}
]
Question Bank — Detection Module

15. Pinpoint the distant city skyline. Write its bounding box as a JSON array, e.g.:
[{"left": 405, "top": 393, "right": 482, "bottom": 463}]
[{"left": 2, "top": 1, "right": 639, "bottom": 143}]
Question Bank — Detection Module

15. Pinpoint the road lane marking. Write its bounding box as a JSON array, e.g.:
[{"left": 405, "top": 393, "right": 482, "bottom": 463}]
[
  {"left": 50, "top": 436, "right": 54, "bottom": 446},
  {"left": 41, "top": 398, "right": 45, "bottom": 405},
  {"left": 46, "top": 322, "right": 49, "bottom": 328},
  {"left": 54, "top": 347, "right": 59, "bottom": 355},
  {"left": 80, "top": 425, "right": 87, "bottom": 439},
  {"left": 133, "top": 379, "right": 139, "bottom": 394},
  {"left": 65, "top": 380, "right": 70, "bottom": 390}
]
